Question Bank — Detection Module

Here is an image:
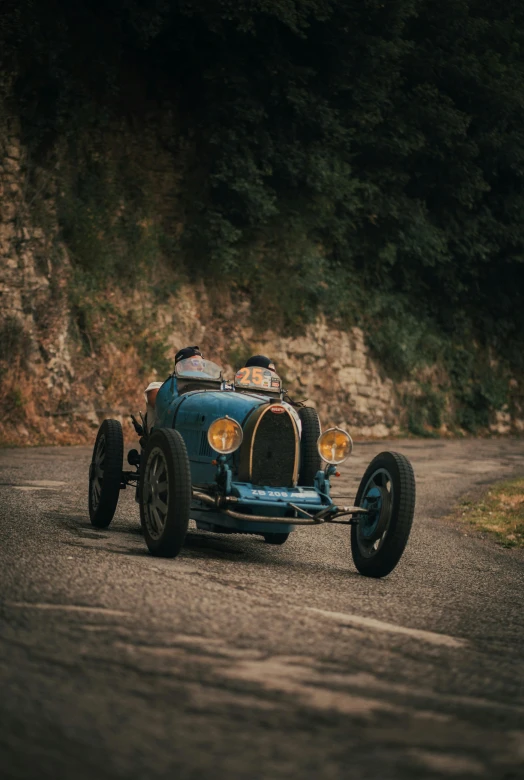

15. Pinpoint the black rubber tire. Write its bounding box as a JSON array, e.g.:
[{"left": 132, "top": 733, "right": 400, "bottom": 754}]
[
  {"left": 89, "top": 419, "right": 124, "bottom": 528},
  {"left": 298, "top": 407, "right": 321, "bottom": 486},
  {"left": 140, "top": 428, "right": 191, "bottom": 558},
  {"left": 263, "top": 533, "right": 290, "bottom": 545},
  {"left": 351, "top": 451, "right": 415, "bottom": 578}
]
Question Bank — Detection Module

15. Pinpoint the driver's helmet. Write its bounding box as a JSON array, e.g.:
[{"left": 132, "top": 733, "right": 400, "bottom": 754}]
[
  {"left": 175, "top": 345, "right": 203, "bottom": 364},
  {"left": 245, "top": 354, "right": 276, "bottom": 372}
]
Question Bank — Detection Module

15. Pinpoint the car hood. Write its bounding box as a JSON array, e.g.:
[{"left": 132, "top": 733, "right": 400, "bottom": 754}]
[
  {"left": 174, "top": 388, "right": 269, "bottom": 429},
  {"left": 175, "top": 389, "right": 303, "bottom": 434},
  {"left": 154, "top": 378, "right": 303, "bottom": 433}
]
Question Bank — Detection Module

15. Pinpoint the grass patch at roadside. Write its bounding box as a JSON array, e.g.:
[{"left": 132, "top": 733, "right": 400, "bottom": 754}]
[{"left": 458, "top": 478, "right": 524, "bottom": 548}]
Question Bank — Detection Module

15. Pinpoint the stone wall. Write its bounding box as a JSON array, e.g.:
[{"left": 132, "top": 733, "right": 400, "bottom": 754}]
[
  {"left": 124, "top": 290, "right": 401, "bottom": 438},
  {"left": 0, "top": 117, "right": 77, "bottom": 443},
  {"left": 0, "top": 115, "right": 522, "bottom": 445}
]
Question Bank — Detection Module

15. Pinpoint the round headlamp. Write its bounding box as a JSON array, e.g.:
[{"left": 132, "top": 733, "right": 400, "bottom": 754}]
[
  {"left": 207, "top": 416, "right": 243, "bottom": 454},
  {"left": 317, "top": 427, "right": 353, "bottom": 465}
]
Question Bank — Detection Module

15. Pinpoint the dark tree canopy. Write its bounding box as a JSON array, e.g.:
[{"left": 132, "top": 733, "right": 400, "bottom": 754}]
[{"left": 2, "top": 0, "right": 524, "bottom": 422}]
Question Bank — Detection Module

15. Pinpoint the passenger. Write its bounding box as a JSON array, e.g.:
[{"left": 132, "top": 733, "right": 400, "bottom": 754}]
[
  {"left": 243, "top": 354, "right": 302, "bottom": 432},
  {"left": 144, "top": 380, "right": 163, "bottom": 432},
  {"left": 244, "top": 354, "right": 277, "bottom": 372}
]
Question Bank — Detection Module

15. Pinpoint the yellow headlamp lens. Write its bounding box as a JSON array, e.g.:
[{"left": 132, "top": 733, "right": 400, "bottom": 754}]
[
  {"left": 207, "top": 417, "right": 243, "bottom": 454},
  {"left": 317, "top": 428, "right": 353, "bottom": 465}
]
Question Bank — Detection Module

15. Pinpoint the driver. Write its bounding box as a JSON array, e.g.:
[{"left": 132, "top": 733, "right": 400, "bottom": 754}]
[{"left": 144, "top": 346, "right": 204, "bottom": 431}]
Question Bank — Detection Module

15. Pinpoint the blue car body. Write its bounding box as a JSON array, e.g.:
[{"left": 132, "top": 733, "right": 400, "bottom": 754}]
[
  {"left": 89, "top": 359, "right": 415, "bottom": 576},
  {"left": 153, "top": 370, "right": 333, "bottom": 538}
]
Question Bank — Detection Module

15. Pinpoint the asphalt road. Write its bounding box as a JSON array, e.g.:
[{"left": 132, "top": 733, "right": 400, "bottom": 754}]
[{"left": 1, "top": 439, "right": 524, "bottom": 780}]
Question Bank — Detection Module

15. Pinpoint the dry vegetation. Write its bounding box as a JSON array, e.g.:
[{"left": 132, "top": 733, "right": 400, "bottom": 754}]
[{"left": 457, "top": 479, "right": 524, "bottom": 548}]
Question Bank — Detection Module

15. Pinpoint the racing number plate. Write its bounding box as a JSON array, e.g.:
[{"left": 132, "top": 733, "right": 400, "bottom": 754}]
[{"left": 234, "top": 366, "right": 282, "bottom": 392}]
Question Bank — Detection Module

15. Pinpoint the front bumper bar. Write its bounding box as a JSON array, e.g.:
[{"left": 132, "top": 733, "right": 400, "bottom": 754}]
[{"left": 192, "top": 490, "right": 367, "bottom": 526}]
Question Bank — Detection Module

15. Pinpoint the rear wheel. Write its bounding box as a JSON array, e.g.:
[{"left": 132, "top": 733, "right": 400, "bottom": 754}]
[
  {"left": 89, "top": 419, "right": 123, "bottom": 528},
  {"left": 140, "top": 428, "right": 191, "bottom": 557},
  {"left": 263, "top": 532, "right": 289, "bottom": 545},
  {"left": 298, "top": 407, "right": 321, "bottom": 486},
  {"left": 351, "top": 451, "right": 415, "bottom": 578}
]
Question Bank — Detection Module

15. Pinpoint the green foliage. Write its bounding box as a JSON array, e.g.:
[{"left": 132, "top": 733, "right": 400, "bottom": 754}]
[
  {"left": 363, "top": 297, "right": 444, "bottom": 380},
  {"left": 136, "top": 336, "right": 172, "bottom": 379},
  {"left": 457, "top": 478, "right": 524, "bottom": 549},
  {"left": 226, "top": 343, "right": 253, "bottom": 373},
  {"left": 68, "top": 268, "right": 172, "bottom": 377},
  {"left": 6, "top": 386, "right": 26, "bottom": 411},
  {"left": 404, "top": 385, "right": 446, "bottom": 437},
  {"left": 445, "top": 341, "right": 509, "bottom": 433},
  {"left": 151, "top": 279, "right": 183, "bottom": 304},
  {"left": 239, "top": 224, "right": 332, "bottom": 331},
  {"left": 0, "top": 317, "right": 32, "bottom": 369},
  {"left": 57, "top": 154, "right": 163, "bottom": 281},
  {"left": 2, "top": 0, "right": 524, "bottom": 430},
  {"left": 364, "top": 298, "right": 511, "bottom": 433}
]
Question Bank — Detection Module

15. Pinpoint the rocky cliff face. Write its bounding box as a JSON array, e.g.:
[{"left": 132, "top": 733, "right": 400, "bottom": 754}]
[{"left": 0, "top": 117, "right": 521, "bottom": 446}]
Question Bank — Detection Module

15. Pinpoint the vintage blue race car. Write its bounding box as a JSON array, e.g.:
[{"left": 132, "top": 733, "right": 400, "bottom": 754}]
[{"left": 88, "top": 358, "right": 416, "bottom": 578}]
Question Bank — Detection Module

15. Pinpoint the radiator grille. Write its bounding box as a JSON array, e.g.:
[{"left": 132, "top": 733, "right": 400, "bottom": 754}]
[
  {"left": 199, "top": 431, "right": 213, "bottom": 458},
  {"left": 251, "top": 411, "right": 296, "bottom": 487}
]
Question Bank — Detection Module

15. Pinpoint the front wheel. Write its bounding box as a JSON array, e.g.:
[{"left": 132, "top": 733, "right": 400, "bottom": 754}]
[
  {"left": 140, "top": 428, "right": 191, "bottom": 557},
  {"left": 351, "top": 451, "right": 415, "bottom": 578},
  {"left": 89, "top": 419, "right": 124, "bottom": 528},
  {"left": 298, "top": 407, "right": 321, "bottom": 486}
]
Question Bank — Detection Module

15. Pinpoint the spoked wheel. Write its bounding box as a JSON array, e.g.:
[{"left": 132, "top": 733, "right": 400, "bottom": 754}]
[
  {"left": 263, "top": 532, "right": 290, "bottom": 545},
  {"left": 140, "top": 428, "right": 191, "bottom": 558},
  {"left": 351, "top": 451, "right": 415, "bottom": 578},
  {"left": 89, "top": 419, "right": 124, "bottom": 528}
]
